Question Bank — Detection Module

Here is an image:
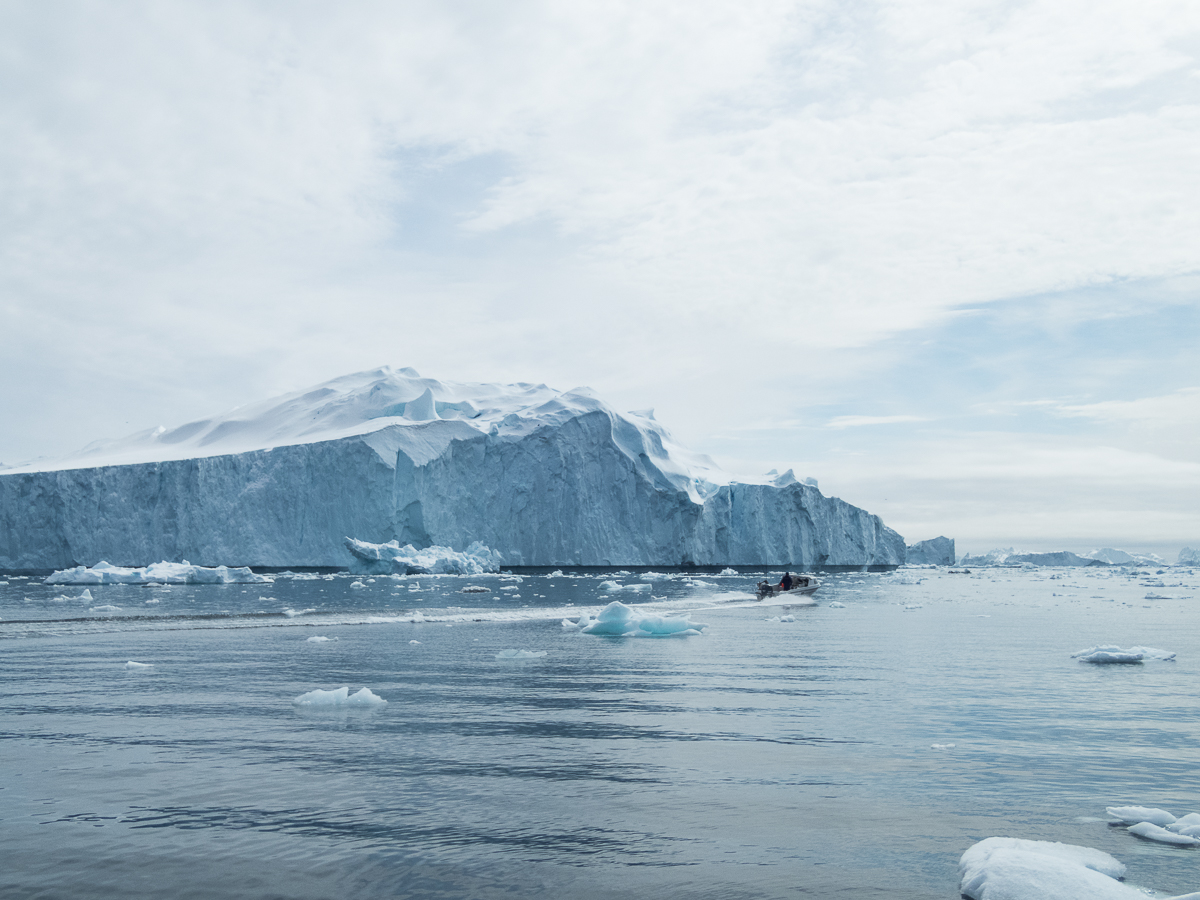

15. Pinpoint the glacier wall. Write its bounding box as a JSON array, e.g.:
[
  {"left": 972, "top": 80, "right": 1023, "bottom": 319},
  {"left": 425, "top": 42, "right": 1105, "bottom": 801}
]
[{"left": 0, "top": 411, "right": 904, "bottom": 569}]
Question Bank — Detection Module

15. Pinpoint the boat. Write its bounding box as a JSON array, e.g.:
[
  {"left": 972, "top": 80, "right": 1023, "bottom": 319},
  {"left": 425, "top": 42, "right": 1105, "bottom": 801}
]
[{"left": 755, "top": 575, "right": 819, "bottom": 601}]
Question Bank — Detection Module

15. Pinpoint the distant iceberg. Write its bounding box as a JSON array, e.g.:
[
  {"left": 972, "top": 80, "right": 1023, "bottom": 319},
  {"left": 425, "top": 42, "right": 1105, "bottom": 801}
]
[
  {"left": 958, "top": 548, "right": 1108, "bottom": 567},
  {"left": 1179, "top": 547, "right": 1200, "bottom": 566},
  {"left": 46, "top": 560, "right": 271, "bottom": 585},
  {"left": 906, "top": 536, "right": 955, "bottom": 566},
  {"left": 0, "top": 367, "right": 905, "bottom": 568}
]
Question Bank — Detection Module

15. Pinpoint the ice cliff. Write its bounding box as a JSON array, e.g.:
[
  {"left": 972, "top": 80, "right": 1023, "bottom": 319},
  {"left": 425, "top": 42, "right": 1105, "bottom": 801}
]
[{"left": 0, "top": 367, "right": 906, "bottom": 569}]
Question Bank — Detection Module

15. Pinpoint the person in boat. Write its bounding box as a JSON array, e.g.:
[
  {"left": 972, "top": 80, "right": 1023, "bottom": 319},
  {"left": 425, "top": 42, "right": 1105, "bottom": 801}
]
[
  {"left": 779, "top": 572, "right": 793, "bottom": 592},
  {"left": 756, "top": 580, "right": 775, "bottom": 598}
]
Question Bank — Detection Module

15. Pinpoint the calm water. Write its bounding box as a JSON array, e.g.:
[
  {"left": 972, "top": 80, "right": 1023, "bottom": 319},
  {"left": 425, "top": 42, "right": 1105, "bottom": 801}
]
[{"left": 2, "top": 566, "right": 1198, "bottom": 899}]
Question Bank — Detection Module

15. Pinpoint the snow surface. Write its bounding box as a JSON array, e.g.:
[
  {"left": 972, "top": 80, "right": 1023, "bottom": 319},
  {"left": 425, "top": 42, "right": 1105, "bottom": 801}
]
[
  {"left": 292, "top": 686, "right": 386, "bottom": 707},
  {"left": 46, "top": 560, "right": 271, "bottom": 585},
  {"left": 959, "top": 838, "right": 1137, "bottom": 900},
  {"left": 0, "top": 367, "right": 905, "bottom": 568},
  {"left": 563, "top": 600, "right": 708, "bottom": 637}
]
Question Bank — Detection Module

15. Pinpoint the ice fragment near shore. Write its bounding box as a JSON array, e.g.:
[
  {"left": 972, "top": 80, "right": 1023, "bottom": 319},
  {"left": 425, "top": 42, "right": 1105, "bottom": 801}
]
[
  {"left": 47, "top": 560, "right": 270, "bottom": 585},
  {"left": 1127, "top": 822, "right": 1200, "bottom": 846},
  {"left": 292, "top": 686, "right": 387, "bottom": 707},
  {"left": 960, "top": 837, "right": 1133, "bottom": 900},
  {"left": 1106, "top": 806, "right": 1177, "bottom": 826}
]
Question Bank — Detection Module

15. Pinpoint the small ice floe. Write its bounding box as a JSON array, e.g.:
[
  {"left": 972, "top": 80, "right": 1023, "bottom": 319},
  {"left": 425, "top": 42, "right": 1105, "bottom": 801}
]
[
  {"left": 1107, "top": 806, "right": 1177, "bottom": 826},
  {"left": 959, "top": 837, "right": 1136, "bottom": 900},
  {"left": 409, "top": 640, "right": 422, "bottom": 645},
  {"left": 766, "top": 614, "right": 795, "bottom": 623},
  {"left": 1073, "top": 646, "right": 1176, "bottom": 664},
  {"left": 500, "top": 585, "right": 519, "bottom": 592},
  {"left": 1145, "top": 593, "right": 1172, "bottom": 600},
  {"left": 292, "top": 686, "right": 387, "bottom": 707},
  {"left": 460, "top": 586, "right": 490, "bottom": 593},
  {"left": 124, "top": 661, "right": 153, "bottom": 669},
  {"left": 46, "top": 560, "right": 270, "bottom": 585},
  {"left": 548, "top": 570, "right": 564, "bottom": 577},
  {"left": 281, "top": 608, "right": 316, "bottom": 617},
  {"left": 563, "top": 601, "right": 707, "bottom": 637},
  {"left": 90, "top": 604, "right": 122, "bottom": 612},
  {"left": 903, "top": 603, "right": 923, "bottom": 610},
  {"left": 495, "top": 649, "right": 547, "bottom": 659},
  {"left": 930, "top": 743, "right": 956, "bottom": 751},
  {"left": 305, "top": 636, "right": 334, "bottom": 643},
  {"left": 599, "top": 581, "right": 652, "bottom": 593},
  {"left": 1127, "top": 822, "right": 1200, "bottom": 846},
  {"left": 827, "top": 601, "right": 846, "bottom": 608},
  {"left": 349, "top": 581, "right": 366, "bottom": 589},
  {"left": 719, "top": 568, "right": 738, "bottom": 576},
  {"left": 499, "top": 575, "right": 523, "bottom": 582},
  {"left": 144, "top": 598, "right": 160, "bottom": 604}
]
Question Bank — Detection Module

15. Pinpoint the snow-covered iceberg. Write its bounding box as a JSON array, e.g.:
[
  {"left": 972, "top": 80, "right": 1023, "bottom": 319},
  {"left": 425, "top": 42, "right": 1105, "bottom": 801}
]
[
  {"left": 0, "top": 367, "right": 906, "bottom": 568},
  {"left": 959, "top": 838, "right": 1133, "bottom": 900},
  {"left": 345, "top": 538, "right": 502, "bottom": 575},
  {"left": 292, "top": 686, "right": 386, "bottom": 708},
  {"left": 45, "top": 560, "right": 271, "bottom": 585}
]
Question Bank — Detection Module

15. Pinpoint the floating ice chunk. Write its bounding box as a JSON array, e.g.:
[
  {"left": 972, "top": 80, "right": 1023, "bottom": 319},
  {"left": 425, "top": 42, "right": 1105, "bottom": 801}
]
[
  {"left": 1127, "top": 822, "right": 1200, "bottom": 846},
  {"left": 349, "top": 581, "right": 366, "bottom": 589},
  {"left": 960, "top": 837, "right": 1131, "bottom": 900},
  {"left": 1074, "top": 647, "right": 1144, "bottom": 664},
  {"left": 461, "top": 586, "right": 490, "bottom": 593},
  {"left": 1106, "top": 806, "right": 1176, "bottom": 826},
  {"left": 90, "top": 604, "right": 122, "bottom": 612},
  {"left": 345, "top": 537, "right": 502, "bottom": 576},
  {"left": 903, "top": 603, "right": 923, "bottom": 610},
  {"left": 573, "top": 601, "right": 707, "bottom": 637},
  {"left": 1166, "top": 813, "right": 1200, "bottom": 834},
  {"left": 930, "top": 743, "right": 956, "bottom": 750},
  {"left": 599, "top": 581, "right": 652, "bottom": 593},
  {"left": 292, "top": 686, "right": 386, "bottom": 707},
  {"left": 766, "top": 614, "right": 795, "bottom": 623},
  {"left": 719, "top": 568, "right": 738, "bottom": 576},
  {"left": 78, "top": 589, "right": 94, "bottom": 603},
  {"left": 827, "top": 601, "right": 846, "bottom": 608},
  {"left": 144, "top": 598, "right": 159, "bottom": 604},
  {"left": 548, "top": 570, "right": 564, "bottom": 577},
  {"left": 409, "top": 640, "right": 422, "bottom": 645},
  {"left": 495, "top": 649, "right": 547, "bottom": 659},
  {"left": 124, "top": 661, "right": 153, "bottom": 669},
  {"left": 306, "top": 636, "right": 333, "bottom": 643},
  {"left": 47, "top": 560, "right": 270, "bottom": 585}
]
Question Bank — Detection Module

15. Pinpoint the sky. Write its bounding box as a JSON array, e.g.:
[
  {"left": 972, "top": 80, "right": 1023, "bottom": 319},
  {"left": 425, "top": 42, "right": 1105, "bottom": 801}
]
[{"left": 1, "top": 1, "right": 1198, "bottom": 560}]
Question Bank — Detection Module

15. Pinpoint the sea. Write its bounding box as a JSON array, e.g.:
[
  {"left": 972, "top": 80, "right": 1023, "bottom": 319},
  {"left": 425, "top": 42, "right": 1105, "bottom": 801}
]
[{"left": 2, "top": 564, "right": 1198, "bottom": 899}]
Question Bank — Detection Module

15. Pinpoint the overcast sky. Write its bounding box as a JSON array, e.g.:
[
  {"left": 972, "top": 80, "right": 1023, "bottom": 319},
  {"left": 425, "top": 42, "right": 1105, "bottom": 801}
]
[{"left": 2, "top": 1, "right": 1198, "bottom": 558}]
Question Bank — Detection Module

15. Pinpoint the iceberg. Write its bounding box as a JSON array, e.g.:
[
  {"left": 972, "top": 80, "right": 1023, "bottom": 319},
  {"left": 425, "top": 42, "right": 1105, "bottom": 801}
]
[
  {"left": 495, "top": 649, "right": 547, "bottom": 659},
  {"left": 905, "top": 536, "right": 955, "bottom": 566},
  {"left": 0, "top": 367, "right": 905, "bottom": 568},
  {"left": 1106, "top": 806, "right": 1177, "bottom": 826},
  {"left": 1073, "top": 646, "right": 1175, "bottom": 664},
  {"left": 45, "top": 560, "right": 271, "bottom": 585},
  {"left": 959, "top": 548, "right": 1109, "bottom": 567},
  {"left": 1179, "top": 547, "right": 1200, "bottom": 566},
  {"left": 959, "top": 838, "right": 1137, "bottom": 900},
  {"left": 292, "top": 686, "right": 387, "bottom": 707},
  {"left": 564, "top": 600, "right": 708, "bottom": 637},
  {"left": 345, "top": 537, "right": 503, "bottom": 575}
]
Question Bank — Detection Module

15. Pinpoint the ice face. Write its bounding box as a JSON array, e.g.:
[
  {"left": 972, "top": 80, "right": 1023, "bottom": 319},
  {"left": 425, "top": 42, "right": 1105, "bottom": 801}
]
[{"left": 0, "top": 367, "right": 906, "bottom": 568}]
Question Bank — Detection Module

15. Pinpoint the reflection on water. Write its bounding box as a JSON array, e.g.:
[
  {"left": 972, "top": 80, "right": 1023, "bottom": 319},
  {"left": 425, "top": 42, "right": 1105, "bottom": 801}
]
[{"left": 2, "top": 567, "right": 1199, "bottom": 898}]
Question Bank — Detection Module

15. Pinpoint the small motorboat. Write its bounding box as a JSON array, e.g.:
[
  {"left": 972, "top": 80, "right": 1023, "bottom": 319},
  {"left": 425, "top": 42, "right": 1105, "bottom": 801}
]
[{"left": 755, "top": 575, "right": 819, "bottom": 601}]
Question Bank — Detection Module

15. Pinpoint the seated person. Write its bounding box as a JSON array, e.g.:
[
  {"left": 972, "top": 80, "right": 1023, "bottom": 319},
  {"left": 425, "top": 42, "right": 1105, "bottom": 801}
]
[{"left": 779, "top": 572, "right": 793, "bottom": 591}]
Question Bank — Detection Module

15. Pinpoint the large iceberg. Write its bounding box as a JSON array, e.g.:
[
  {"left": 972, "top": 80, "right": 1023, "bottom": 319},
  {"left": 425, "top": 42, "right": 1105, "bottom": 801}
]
[
  {"left": 905, "top": 536, "right": 955, "bottom": 566},
  {"left": 0, "top": 367, "right": 906, "bottom": 568},
  {"left": 345, "top": 537, "right": 503, "bottom": 575},
  {"left": 1179, "top": 547, "right": 1199, "bottom": 566},
  {"left": 959, "top": 548, "right": 1108, "bottom": 567}
]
